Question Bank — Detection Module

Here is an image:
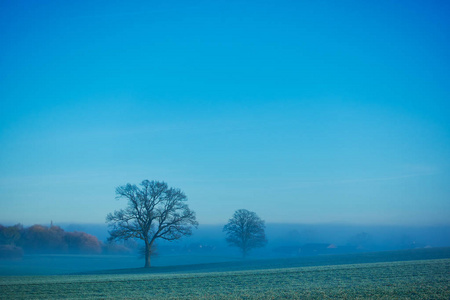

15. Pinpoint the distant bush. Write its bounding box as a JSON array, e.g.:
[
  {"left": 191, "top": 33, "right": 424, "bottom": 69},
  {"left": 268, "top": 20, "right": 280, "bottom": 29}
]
[
  {"left": 65, "top": 231, "right": 102, "bottom": 254},
  {"left": 20, "top": 224, "right": 68, "bottom": 253},
  {"left": 0, "top": 223, "right": 102, "bottom": 255},
  {"left": 0, "top": 224, "right": 22, "bottom": 246}
]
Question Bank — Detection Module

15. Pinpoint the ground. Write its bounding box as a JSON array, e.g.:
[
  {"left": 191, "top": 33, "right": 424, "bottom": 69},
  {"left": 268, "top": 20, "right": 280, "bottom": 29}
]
[{"left": 1, "top": 248, "right": 449, "bottom": 299}]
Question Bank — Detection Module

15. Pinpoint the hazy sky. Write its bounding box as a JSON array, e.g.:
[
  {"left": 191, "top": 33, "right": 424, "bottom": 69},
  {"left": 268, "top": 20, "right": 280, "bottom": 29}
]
[{"left": 1, "top": 0, "right": 449, "bottom": 226}]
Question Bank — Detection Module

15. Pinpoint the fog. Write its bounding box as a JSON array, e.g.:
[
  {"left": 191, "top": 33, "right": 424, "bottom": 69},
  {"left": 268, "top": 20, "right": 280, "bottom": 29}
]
[
  {"left": 1, "top": 221, "right": 449, "bottom": 276},
  {"left": 61, "top": 223, "right": 450, "bottom": 258}
]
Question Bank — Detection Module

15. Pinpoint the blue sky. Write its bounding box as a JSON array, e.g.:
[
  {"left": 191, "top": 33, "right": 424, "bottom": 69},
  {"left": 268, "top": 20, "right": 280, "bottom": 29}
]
[{"left": 1, "top": 0, "right": 449, "bottom": 226}]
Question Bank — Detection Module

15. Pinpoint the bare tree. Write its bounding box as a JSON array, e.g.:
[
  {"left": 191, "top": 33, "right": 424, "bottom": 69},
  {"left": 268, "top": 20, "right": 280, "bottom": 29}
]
[
  {"left": 106, "top": 180, "right": 198, "bottom": 267},
  {"left": 223, "top": 209, "right": 267, "bottom": 258}
]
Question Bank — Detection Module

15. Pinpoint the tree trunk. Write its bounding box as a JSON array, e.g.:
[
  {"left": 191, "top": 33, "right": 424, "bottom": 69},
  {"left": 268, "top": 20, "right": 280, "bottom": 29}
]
[
  {"left": 242, "top": 248, "right": 247, "bottom": 259},
  {"left": 144, "top": 243, "right": 151, "bottom": 268}
]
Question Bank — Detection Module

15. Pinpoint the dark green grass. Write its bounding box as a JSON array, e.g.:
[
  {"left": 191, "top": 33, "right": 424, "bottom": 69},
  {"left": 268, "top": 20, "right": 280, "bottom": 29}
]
[
  {"left": 1, "top": 258, "right": 449, "bottom": 299},
  {"left": 0, "top": 254, "right": 241, "bottom": 276},
  {"left": 2, "top": 247, "right": 449, "bottom": 276},
  {"left": 81, "top": 247, "right": 450, "bottom": 275}
]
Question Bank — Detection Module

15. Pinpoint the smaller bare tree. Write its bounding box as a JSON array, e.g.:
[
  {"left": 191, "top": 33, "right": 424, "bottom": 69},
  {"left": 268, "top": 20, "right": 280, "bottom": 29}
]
[
  {"left": 223, "top": 209, "right": 267, "bottom": 258},
  {"left": 106, "top": 180, "right": 198, "bottom": 268}
]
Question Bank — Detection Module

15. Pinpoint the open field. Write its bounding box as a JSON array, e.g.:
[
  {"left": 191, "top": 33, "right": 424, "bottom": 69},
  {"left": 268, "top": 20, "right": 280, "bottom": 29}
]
[
  {"left": 2, "top": 247, "right": 450, "bottom": 276},
  {"left": 1, "top": 258, "right": 449, "bottom": 299},
  {"left": 1, "top": 248, "right": 449, "bottom": 299},
  {"left": 0, "top": 254, "right": 241, "bottom": 276},
  {"left": 83, "top": 247, "right": 450, "bottom": 276}
]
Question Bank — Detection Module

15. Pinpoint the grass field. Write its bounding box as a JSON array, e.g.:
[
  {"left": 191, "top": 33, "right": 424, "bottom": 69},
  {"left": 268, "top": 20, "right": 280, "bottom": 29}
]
[
  {"left": 1, "top": 248, "right": 449, "bottom": 299},
  {"left": 0, "top": 254, "right": 240, "bottom": 276}
]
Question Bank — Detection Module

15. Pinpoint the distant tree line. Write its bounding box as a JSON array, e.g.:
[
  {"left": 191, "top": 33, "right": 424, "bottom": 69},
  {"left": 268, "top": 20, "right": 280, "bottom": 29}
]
[{"left": 0, "top": 223, "right": 133, "bottom": 259}]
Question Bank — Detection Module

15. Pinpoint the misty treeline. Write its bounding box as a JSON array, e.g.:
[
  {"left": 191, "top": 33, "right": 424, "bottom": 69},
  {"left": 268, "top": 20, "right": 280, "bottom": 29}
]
[{"left": 0, "top": 223, "right": 134, "bottom": 259}]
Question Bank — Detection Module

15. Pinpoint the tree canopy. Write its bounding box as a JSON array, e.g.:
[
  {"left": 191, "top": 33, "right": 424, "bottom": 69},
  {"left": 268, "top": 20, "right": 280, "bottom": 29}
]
[
  {"left": 106, "top": 180, "right": 198, "bottom": 267},
  {"left": 223, "top": 209, "right": 267, "bottom": 258}
]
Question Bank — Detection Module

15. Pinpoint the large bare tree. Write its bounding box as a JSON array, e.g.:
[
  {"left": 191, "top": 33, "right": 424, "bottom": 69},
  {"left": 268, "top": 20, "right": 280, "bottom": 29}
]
[
  {"left": 223, "top": 209, "right": 267, "bottom": 258},
  {"left": 106, "top": 180, "right": 198, "bottom": 267}
]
